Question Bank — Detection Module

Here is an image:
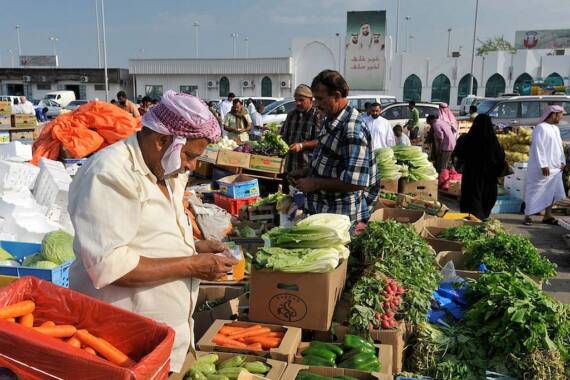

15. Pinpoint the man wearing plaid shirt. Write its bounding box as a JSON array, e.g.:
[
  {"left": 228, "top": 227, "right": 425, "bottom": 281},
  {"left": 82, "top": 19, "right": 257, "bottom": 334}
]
[{"left": 292, "top": 70, "right": 380, "bottom": 222}]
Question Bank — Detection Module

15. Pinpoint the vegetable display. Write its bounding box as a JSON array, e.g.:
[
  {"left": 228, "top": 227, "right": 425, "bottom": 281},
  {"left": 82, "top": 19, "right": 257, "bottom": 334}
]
[
  {"left": 392, "top": 145, "right": 438, "bottom": 181},
  {"left": 213, "top": 323, "right": 284, "bottom": 351},
  {"left": 438, "top": 219, "right": 503, "bottom": 246},
  {"left": 375, "top": 148, "right": 401, "bottom": 181},
  {"left": 185, "top": 354, "right": 271, "bottom": 380},
  {"left": 250, "top": 129, "right": 289, "bottom": 157},
  {"left": 214, "top": 137, "right": 239, "bottom": 150},
  {"left": 300, "top": 335, "right": 381, "bottom": 372},
  {"left": 255, "top": 247, "right": 343, "bottom": 273},
  {"left": 497, "top": 128, "right": 531, "bottom": 166},
  {"left": 0, "top": 300, "right": 135, "bottom": 367},
  {"left": 41, "top": 230, "right": 75, "bottom": 265},
  {"left": 295, "top": 372, "right": 360, "bottom": 380},
  {"left": 464, "top": 233, "right": 557, "bottom": 280}
]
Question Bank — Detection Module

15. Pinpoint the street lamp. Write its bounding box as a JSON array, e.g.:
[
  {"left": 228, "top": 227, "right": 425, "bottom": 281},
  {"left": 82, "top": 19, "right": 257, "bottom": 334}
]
[
  {"left": 447, "top": 28, "right": 452, "bottom": 57},
  {"left": 193, "top": 21, "right": 200, "bottom": 58},
  {"left": 100, "top": 0, "right": 109, "bottom": 101},
  {"left": 230, "top": 33, "right": 239, "bottom": 58},
  {"left": 408, "top": 35, "right": 415, "bottom": 53},
  {"left": 404, "top": 16, "right": 411, "bottom": 52},
  {"left": 15, "top": 25, "right": 22, "bottom": 57},
  {"left": 49, "top": 36, "right": 59, "bottom": 56},
  {"left": 244, "top": 37, "right": 249, "bottom": 58},
  {"left": 469, "top": 0, "right": 480, "bottom": 95},
  {"left": 335, "top": 33, "right": 342, "bottom": 72},
  {"left": 8, "top": 49, "right": 14, "bottom": 68}
]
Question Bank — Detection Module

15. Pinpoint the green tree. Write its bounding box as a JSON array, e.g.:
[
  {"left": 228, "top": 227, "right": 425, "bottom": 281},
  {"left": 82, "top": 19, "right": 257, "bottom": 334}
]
[{"left": 476, "top": 36, "right": 516, "bottom": 56}]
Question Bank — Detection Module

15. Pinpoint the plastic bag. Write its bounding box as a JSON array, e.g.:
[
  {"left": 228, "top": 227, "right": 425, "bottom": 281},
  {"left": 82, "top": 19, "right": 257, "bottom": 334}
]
[{"left": 0, "top": 276, "right": 174, "bottom": 380}]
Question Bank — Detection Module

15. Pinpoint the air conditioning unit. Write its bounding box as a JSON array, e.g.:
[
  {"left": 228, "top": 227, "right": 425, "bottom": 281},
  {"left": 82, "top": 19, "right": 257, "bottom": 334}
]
[
  {"left": 554, "top": 49, "right": 565, "bottom": 56},
  {"left": 22, "top": 75, "right": 31, "bottom": 83},
  {"left": 451, "top": 51, "right": 461, "bottom": 58},
  {"left": 280, "top": 80, "right": 291, "bottom": 89},
  {"left": 80, "top": 76, "right": 89, "bottom": 83},
  {"left": 242, "top": 80, "right": 253, "bottom": 88},
  {"left": 207, "top": 80, "right": 218, "bottom": 89},
  {"left": 39, "top": 76, "right": 47, "bottom": 82}
]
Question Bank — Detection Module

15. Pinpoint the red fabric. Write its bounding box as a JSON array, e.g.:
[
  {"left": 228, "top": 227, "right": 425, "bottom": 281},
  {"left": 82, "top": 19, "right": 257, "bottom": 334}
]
[
  {"left": 31, "top": 101, "right": 141, "bottom": 165},
  {"left": 0, "top": 277, "right": 174, "bottom": 380}
]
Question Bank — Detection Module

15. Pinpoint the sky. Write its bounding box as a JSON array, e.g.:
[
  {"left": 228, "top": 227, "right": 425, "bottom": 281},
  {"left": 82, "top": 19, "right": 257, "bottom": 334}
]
[{"left": 1, "top": 0, "right": 569, "bottom": 68}]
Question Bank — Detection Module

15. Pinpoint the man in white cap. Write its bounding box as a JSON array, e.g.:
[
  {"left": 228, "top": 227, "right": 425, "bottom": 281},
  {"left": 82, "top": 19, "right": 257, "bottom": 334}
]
[
  {"left": 68, "top": 90, "right": 238, "bottom": 372},
  {"left": 524, "top": 105, "right": 566, "bottom": 225}
]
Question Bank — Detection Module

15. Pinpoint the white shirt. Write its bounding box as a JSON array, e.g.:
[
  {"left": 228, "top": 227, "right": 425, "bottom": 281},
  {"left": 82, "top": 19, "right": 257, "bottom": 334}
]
[
  {"left": 219, "top": 100, "right": 233, "bottom": 121},
  {"left": 247, "top": 102, "right": 257, "bottom": 115},
  {"left": 364, "top": 115, "right": 396, "bottom": 151},
  {"left": 15, "top": 101, "right": 35, "bottom": 115},
  {"left": 396, "top": 134, "right": 411, "bottom": 146},
  {"left": 68, "top": 134, "right": 198, "bottom": 372}
]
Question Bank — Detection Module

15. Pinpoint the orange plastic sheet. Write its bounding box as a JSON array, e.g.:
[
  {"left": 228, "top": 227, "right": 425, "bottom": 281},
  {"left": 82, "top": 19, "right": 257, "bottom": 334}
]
[
  {"left": 0, "top": 277, "right": 174, "bottom": 380},
  {"left": 32, "top": 101, "right": 141, "bottom": 165}
]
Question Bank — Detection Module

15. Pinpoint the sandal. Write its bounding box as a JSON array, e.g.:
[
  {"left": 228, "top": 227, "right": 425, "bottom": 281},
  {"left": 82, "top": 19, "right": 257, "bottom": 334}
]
[
  {"left": 542, "top": 218, "right": 559, "bottom": 225},
  {"left": 523, "top": 218, "right": 533, "bottom": 226}
]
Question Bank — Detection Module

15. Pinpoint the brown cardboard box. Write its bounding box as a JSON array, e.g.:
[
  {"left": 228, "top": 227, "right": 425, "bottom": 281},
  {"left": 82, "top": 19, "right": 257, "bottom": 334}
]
[
  {"left": 193, "top": 286, "right": 248, "bottom": 341},
  {"left": 0, "top": 116, "right": 11, "bottom": 126},
  {"left": 249, "top": 154, "right": 285, "bottom": 173},
  {"left": 421, "top": 218, "right": 481, "bottom": 240},
  {"left": 194, "top": 160, "right": 213, "bottom": 178},
  {"left": 447, "top": 180, "right": 461, "bottom": 196},
  {"left": 249, "top": 260, "right": 348, "bottom": 331},
  {"left": 199, "top": 145, "right": 220, "bottom": 163},
  {"left": 170, "top": 351, "right": 287, "bottom": 380},
  {"left": 10, "top": 130, "right": 34, "bottom": 141},
  {"left": 217, "top": 149, "right": 251, "bottom": 169},
  {"left": 399, "top": 179, "right": 438, "bottom": 201},
  {"left": 11, "top": 114, "right": 37, "bottom": 128},
  {"left": 425, "top": 238, "right": 464, "bottom": 254},
  {"left": 197, "top": 319, "right": 302, "bottom": 363},
  {"left": 379, "top": 179, "right": 398, "bottom": 193},
  {"left": 369, "top": 208, "right": 425, "bottom": 234},
  {"left": 294, "top": 342, "right": 393, "bottom": 376},
  {"left": 0, "top": 101, "right": 11, "bottom": 116},
  {"left": 281, "top": 363, "right": 392, "bottom": 380}
]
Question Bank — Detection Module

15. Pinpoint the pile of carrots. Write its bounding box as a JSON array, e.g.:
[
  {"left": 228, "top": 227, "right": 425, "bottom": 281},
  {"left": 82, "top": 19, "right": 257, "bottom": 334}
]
[
  {"left": 213, "top": 324, "right": 284, "bottom": 351},
  {"left": 0, "top": 300, "right": 135, "bottom": 368}
]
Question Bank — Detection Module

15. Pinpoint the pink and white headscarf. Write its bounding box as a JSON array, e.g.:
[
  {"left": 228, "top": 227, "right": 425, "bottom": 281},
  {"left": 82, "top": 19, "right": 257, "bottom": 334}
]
[
  {"left": 142, "top": 90, "right": 221, "bottom": 175},
  {"left": 438, "top": 103, "right": 458, "bottom": 131},
  {"left": 538, "top": 105, "right": 565, "bottom": 124}
]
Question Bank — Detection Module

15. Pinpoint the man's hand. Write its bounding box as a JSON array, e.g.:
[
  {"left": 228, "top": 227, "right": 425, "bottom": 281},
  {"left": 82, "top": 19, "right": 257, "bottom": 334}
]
[
  {"left": 295, "top": 177, "right": 320, "bottom": 192},
  {"left": 195, "top": 240, "right": 227, "bottom": 254},
  {"left": 289, "top": 143, "right": 303, "bottom": 153},
  {"left": 289, "top": 168, "right": 310, "bottom": 181},
  {"left": 542, "top": 167, "right": 550, "bottom": 177},
  {"left": 189, "top": 253, "right": 238, "bottom": 281}
]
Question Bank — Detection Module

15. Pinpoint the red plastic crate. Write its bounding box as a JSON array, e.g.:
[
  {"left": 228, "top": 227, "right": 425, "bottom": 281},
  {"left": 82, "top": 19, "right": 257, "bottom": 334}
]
[{"left": 214, "top": 193, "right": 258, "bottom": 216}]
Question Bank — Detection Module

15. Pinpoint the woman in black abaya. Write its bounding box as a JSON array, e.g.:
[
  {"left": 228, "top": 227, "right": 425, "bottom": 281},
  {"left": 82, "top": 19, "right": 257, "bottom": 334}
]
[{"left": 453, "top": 114, "right": 505, "bottom": 220}]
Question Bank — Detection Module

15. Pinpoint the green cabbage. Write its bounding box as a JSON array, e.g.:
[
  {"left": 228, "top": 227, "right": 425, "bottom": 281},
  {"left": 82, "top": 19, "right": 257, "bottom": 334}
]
[
  {"left": 296, "top": 213, "right": 351, "bottom": 244},
  {"left": 376, "top": 148, "right": 402, "bottom": 181},
  {"left": 262, "top": 225, "right": 346, "bottom": 249},
  {"left": 0, "top": 247, "right": 14, "bottom": 261},
  {"left": 392, "top": 146, "right": 438, "bottom": 181},
  {"left": 255, "top": 247, "right": 339, "bottom": 273},
  {"left": 23, "top": 253, "right": 42, "bottom": 267},
  {"left": 33, "top": 261, "right": 59, "bottom": 269},
  {"left": 41, "top": 230, "right": 75, "bottom": 265}
]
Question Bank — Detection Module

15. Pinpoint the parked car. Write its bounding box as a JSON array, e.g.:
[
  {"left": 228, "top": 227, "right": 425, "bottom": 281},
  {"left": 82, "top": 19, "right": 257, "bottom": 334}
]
[
  {"left": 239, "top": 97, "right": 282, "bottom": 109},
  {"left": 380, "top": 102, "right": 439, "bottom": 127},
  {"left": 477, "top": 95, "right": 570, "bottom": 128},
  {"left": 347, "top": 95, "right": 397, "bottom": 112},
  {"left": 261, "top": 98, "right": 296, "bottom": 126},
  {"left": 459, "top": 95, "right": 486, "bottom": 115},
  {"left": 64, "top": 100, "right": 88, "bottom": 111},
  {"left": 44, "top": 91, "right": 76, "bottom": 107},
  {"left": 31, "top": 99, "right": 62, "bottom": 118},
  {"left": 0, "top": 95, "right": 21, "bottom": 106}
]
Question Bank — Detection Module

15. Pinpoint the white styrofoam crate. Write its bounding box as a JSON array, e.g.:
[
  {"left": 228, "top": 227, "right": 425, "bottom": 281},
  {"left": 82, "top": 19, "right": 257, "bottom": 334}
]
[
  {"left": 0, "top": 141, "right": 32, "bottom": 162},
  {"left": 0, "top": 161, "right": 39, "bottom": 191},
  {"left": 504, "top": 174, "right": 526, "bottom": 200}
]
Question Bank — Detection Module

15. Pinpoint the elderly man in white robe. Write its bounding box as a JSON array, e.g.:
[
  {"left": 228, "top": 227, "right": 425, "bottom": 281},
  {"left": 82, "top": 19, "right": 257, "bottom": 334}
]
[{"left": 523, "top": 105, "right": 566, "bottom": 225}]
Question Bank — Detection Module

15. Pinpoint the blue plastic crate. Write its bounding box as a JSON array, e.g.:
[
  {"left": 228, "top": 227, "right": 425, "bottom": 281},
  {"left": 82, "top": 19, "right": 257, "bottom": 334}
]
[
  {"left": 217, "top": 174, "right": 260, "bottom": 199},
  {"left": 0, "top": 240, "right": 73, "bottom": 287},
  {"left": 491, "top": 194, "right": 523, "bottom": 214}
]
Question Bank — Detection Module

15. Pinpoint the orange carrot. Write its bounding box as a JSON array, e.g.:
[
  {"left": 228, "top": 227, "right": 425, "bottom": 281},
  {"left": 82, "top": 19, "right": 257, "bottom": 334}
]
[
  {"left": 267, "top": 332, "right": 285, "bottom": 338},
  {"left": 242, "top": 336, "right": 281, "bottom": 349},
  {"left": 34, "top": 325, "right": 77, "bottom": 338},
  {"left": 83, "top": 346, "right": 97, "bottom": 355},
  {"left": 219, "top": 325, "right": 246, "bottom": 335},
  {"left": 40, "top": 321, "right": 56, "bottom": 328},
  {"left": 66, "top": 336, "right": 81, "bottom": 348},
  {"left": 75, "top": 329, "right": 135, "bottom": 367},
  {"left": 19, "top": 313, "right": 34, "bottom": 328},
  {"left": 247, "top": 343, "right": 263, "bottom": 351},
  {"left": 0, "top": 301, "right": 35, "bottom": 319},
  {"left": 212, "top": 334, "right": 248, "bottom": 348},
  {"left": 228, "top": 325, "right": 265, "bottom": 339},
  {"left": 4, "top": 318, "right": 15, "bottom": 323}
]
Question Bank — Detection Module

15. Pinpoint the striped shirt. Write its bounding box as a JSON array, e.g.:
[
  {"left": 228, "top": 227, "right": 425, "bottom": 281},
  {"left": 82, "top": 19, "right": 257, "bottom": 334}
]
[
  {"left": 306, "top": 105, "right": 380, "bottom": 222},
  {"left": 280, "top": 107, "right": 323, "bottom": 172}
]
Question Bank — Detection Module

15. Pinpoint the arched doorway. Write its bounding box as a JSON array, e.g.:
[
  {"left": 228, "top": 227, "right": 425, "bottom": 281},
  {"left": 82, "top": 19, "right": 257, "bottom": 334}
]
[
  {"left": 457, "top": 74, "right": 478, "bottom": 105},
  {"left": 219, "top": 77, "right": 230, "bottom": 98},
  {"left": 485, "top": 73, "right": 506, "bottom": 97},
  {"left": 431, "top": 74, "right": 451, "bottom": 104},
  {"left": 261, "top": 77, "right": 272, "bottom": 97},
  {"left": 545, "top": 72, "right": 564, "bottom": 87},
  {"left": 403, "top": 74, "right": 422, "bottom": 102},
  {"left": 513, "top": 73, "right": 533, "bottom": 96}
]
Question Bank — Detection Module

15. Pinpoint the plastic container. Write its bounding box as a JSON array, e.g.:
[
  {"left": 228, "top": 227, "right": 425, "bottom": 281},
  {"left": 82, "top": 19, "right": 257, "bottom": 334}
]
[
  {"left": 491, "top": 194, "right": 523, "bottom": 214},
  {"left": 0, "top": 240, "right": 73, "bottom": 287},
  {"left": 214, "top": 193, "right": 258, "bottom": 216}
]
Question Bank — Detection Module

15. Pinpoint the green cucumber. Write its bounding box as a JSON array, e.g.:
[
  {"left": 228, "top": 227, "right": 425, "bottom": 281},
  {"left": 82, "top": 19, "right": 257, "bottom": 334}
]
[
  {"left": 295, "top": 370, "right": 335, "bottom": 380},
  {"left": 310, "top": 341, "right": 344, "bottom": 357},
  {"left": 343, "top": 335, "right": 376, "bottom": 352},
  {"left": 338, "top": 352, "right": 377, "bottom": 370},
  {"left": 301, "top": 347, "right": 336, "bottom": 361},
  {"left": 302, "top": 355, "right": 336, "bottom": 367}
]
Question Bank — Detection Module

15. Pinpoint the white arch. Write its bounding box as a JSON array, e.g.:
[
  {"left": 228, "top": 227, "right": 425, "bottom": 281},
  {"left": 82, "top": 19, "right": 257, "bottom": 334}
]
[{"left": 295, "top": 40, "right": 337, "bottom": 87}]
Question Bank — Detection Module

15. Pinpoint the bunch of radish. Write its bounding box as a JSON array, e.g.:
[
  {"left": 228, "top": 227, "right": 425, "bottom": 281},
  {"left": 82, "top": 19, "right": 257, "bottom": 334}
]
[{"left": 374, "top": 277, "right": 405, "bottom": 329}]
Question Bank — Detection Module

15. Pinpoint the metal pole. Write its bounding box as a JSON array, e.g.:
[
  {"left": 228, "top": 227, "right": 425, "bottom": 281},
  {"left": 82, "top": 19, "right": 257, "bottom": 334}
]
[
  {"left": 8, "top": 49, "right": 14, "bottom": 68},
  {"left": 404, "top": 17, "right": 411, "bottom": 52},
  {"left": 244, "top": 37, "right": 249, "bottom": 58},
  {"left": 101, "top": 0, "right": 109, "bottom": 101},
  {"left": 15, "top": 25, "right": 22, "bottom": 57},
  {"left": 395, "top": 0, "right": 400, "bottom": 53},
  {"left": 447, "top": 28, "right": 452, "bottom": 57},
  {"left": 231, "top": 33, "right": 238, "bottom": 58},
  {"left": 336, "top": 33, "right": 341, "bottom": 71},
  {"left": 409, "top": 35, "right": 414, "bottom": 53},
  {"left": 95, "top": 0, "right": 102, "bottom": 68},
  {"left": 193, "top": 22, "right": 199, "bottom": 58},
  {"left": 469, "top": 0, "right": 479, "bottom": 95}
]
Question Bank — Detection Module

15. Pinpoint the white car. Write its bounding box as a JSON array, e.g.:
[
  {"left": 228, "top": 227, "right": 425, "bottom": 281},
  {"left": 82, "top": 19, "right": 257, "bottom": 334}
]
[
  {"left": 347, "top": 95, "right": 397, "bottom": 112},
  {"left": 261, "top": 98, "right": 296, "bottom": 126},
  {"left": 380, "top": 102, "right": 440, "bottom": 136},
  {"left": 459, "top": 95, "right": 486, "bottom": 115},
  {"left": 65, "top": 100, "right": 88, "bottom": 111},
  {"left": 32, "top": 99, "right": 62, "bottom": 118}
]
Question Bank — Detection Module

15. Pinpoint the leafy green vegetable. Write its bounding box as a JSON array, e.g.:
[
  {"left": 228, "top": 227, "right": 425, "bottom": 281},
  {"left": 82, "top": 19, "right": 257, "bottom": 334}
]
[
  {"left": 0, "top": 247, "right": 14, "bottom": 261},
  {"left": 253, "top": 192, "right": 287, "bottom": 208},
  {"left": 252, "top": 128, "right": 289, "bottom": 157},
  {"left": 392, "top": 145, "right": 437, "bottom": 181},
  {"left": 32, "top": 260, "right": 59, "bottom": 269},
  {"left": 296, "top": 214, "right": 351, "bottom": 245},
  {"left": 439, "top": 219, "right": 503, "bottom": 246},
  {"left": 22, "top": 253, "right": 42, "bottom": 267},
  {"left": 262, "top": 224, "right": 347, "bottom": 249},
  {"left": 255, "top": 247, "right": 340, "bottom": 273},
  {"left": 375, "top": 148, "right": 401, "bottom": 181},
  {"left": 41, "top": 230, "right": 75, "bottom": 265},
  {"left": 465, "top": 233, "right": 557, "bottom": 280}
]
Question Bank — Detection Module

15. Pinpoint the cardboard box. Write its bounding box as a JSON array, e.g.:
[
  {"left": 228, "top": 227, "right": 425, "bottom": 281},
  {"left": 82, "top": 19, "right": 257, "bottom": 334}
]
[
  {"left": 0, "top": 116, "right": 11, "bottom": 126},
  {"left": 11, "top": 114, "right": 37, "bottom": 128},
  {"left": 369, "top": 208, "right": 425, "bottom": 234},
  {"left": 218, "top": 174, "right": 260, "bottom": 199},
  {"left": 170, "top": 351, "right": 287, "bottom": 380},
  {"left": 447, "top": 180, "right": 461, "bottom": 196},
  {"left": 193, "top": 286, "right": 248, "bottom": 341},
  {"left": 282, "top": 363, "right": 392, "bottom": 380},
  {"left": 199, "top": 145, "right": 220, "bottom": 163},
  {"left": 249, "top": 260, "right": 348, "bottom": 331},
  {"left": 194, "top": 160, "right": 213, "bottom": 178},
  {"left": 0, "top": 102, "right": 11, "bottom": 116},
  {"left": 249, "top": 154, "right": 285, "bottom": 173},
  {"left": 197, "top": 319, "right": 302, "bottom": 363},
  {"left": 425, "top": 238, "right": 464, "bottom": 254},
  {"left": 294, "top": 342, "right": 393, "bottom": 376},
  {"left": 10, "top": 130, "right": 34, "bottom": 141},
  {"left": 379, "top": 179, "right": 399, "bottom": 193},
  {"left": 421, "top": 218, "right": 481, "bottom": 241},
  {"left": 399, "top": 179, "right": 438, "bottom": 201},
  {"left": 217, "top": 149, "right": 251, "bottom": 169}
]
